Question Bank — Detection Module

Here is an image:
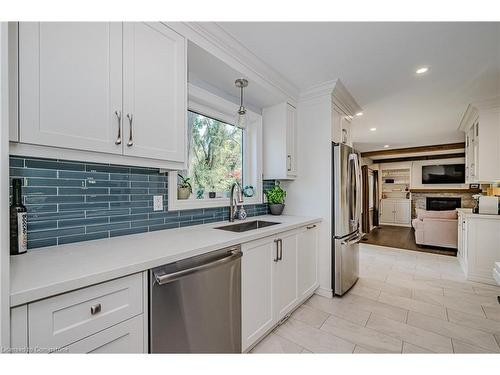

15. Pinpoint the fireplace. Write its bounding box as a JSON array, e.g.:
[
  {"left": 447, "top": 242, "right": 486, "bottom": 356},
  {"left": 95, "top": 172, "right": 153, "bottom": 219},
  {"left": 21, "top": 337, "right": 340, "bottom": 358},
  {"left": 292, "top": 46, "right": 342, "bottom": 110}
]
[{"left": 426, "top": 197, "right": 461, "bottom": 211}]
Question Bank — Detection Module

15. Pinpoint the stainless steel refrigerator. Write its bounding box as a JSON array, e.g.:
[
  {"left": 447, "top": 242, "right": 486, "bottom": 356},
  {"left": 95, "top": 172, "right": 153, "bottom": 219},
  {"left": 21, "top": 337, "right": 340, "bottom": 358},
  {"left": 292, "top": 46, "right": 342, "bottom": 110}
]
[{"left": 332, "top": 142, "right": 363, "bottom": 295}]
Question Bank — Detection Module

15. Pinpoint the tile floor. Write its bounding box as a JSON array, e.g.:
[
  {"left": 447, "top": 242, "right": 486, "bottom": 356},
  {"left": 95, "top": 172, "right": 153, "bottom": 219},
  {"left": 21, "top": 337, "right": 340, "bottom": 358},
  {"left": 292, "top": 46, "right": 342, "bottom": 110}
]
[{"left": 251, "top": 243, "right": 500, "bottom": 354}]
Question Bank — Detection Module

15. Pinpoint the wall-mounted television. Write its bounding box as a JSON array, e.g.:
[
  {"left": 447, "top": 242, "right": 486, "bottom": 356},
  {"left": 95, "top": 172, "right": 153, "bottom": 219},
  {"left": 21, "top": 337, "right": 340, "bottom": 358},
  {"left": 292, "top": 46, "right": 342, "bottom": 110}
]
[{"left": 422, "top": 164, "right": 465, "bottom": 184}]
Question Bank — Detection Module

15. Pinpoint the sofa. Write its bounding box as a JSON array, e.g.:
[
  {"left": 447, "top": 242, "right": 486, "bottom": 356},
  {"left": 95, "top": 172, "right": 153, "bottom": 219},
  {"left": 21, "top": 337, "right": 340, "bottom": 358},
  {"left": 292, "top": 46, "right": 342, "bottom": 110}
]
[{"left": 412, "top": 209, "right": 458, "bottom": 249}]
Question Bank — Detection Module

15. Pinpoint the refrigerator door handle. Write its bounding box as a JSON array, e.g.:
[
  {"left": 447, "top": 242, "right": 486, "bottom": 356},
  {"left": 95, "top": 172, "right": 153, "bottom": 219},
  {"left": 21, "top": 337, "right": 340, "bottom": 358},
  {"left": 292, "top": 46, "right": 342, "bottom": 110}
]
[
  {"left": 353, "top": 153, "right": 362, "bottom": 228},
  {"left": 341, "top": 232, "right": 365, "bottom": 246}
]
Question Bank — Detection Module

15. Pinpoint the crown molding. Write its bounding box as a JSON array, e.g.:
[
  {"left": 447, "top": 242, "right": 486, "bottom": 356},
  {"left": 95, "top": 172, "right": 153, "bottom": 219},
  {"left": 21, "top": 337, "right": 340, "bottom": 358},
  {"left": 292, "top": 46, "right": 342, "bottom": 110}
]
[
  {"left": 299, "top": 78, "right": 362, "bottom": 116},
  {"left": 164, "top": 22, "right": 299, "bottom": 106}
]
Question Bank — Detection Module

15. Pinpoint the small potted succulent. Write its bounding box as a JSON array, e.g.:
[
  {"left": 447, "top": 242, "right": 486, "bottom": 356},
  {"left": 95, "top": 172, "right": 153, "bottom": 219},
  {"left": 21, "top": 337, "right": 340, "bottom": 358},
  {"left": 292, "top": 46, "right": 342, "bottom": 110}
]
[
  {"left": 177, "top": 174, "right": 192, "bottom": 200},
  {"left": 265, "top": 182, "right": 287, "bottom": 215}
]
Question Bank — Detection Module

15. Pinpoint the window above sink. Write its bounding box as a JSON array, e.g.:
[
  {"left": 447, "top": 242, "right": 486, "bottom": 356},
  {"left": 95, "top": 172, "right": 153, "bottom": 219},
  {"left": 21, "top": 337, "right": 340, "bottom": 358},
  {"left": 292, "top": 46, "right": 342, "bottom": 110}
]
[{"left": 168, "top": 84, "right": 263, "bottom": 211}]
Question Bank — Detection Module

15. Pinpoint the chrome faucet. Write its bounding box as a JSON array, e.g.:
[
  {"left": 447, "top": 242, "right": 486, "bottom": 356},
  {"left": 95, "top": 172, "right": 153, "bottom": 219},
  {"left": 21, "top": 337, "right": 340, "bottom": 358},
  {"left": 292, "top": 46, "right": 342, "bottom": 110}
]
[{"left": 229, "top": 182, "right": 243, "bottom": 222}]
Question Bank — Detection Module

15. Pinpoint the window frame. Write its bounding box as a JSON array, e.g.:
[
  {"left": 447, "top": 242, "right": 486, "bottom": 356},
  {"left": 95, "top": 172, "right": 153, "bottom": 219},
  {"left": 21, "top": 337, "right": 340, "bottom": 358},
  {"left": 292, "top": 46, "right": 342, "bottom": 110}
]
[{"left": 168, "top": 84, "right": 263, "bottom": 211}]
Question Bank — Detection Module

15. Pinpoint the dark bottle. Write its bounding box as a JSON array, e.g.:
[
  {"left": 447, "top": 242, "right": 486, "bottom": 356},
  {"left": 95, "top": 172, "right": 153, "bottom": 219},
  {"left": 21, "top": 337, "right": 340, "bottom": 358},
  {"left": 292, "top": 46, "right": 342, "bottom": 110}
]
[{"left": 10, "top": 178, "right": 27, "bottom": 255}]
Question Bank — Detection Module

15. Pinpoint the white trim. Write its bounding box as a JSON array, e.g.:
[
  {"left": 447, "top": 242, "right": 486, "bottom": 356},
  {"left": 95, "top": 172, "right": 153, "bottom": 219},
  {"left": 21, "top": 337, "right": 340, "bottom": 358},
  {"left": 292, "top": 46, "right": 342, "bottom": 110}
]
[
  {"left": 168, "top": 84, "right": 263, "bottom": 211},
  {"left": 299, "top": 78, "right": 362, "bottom": 117},
  {"left": 1, "top": 22, "right": 11, "bottom": 347},
  {"left": 314, "top": 287, "right": 333, "bottom": 299},
  {"left": 164, "top": 22, "right": 298, "bottom": 106},
  {"left": 9, "top": 142, "right": 186, "bottom": 171}
]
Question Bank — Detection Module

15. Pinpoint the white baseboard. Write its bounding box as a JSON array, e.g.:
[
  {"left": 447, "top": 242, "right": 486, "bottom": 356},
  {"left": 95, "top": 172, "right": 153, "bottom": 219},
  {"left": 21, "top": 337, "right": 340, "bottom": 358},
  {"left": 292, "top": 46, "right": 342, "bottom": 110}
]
[{"left": 314, "top": 287, "right": 333, "bottom": 298}]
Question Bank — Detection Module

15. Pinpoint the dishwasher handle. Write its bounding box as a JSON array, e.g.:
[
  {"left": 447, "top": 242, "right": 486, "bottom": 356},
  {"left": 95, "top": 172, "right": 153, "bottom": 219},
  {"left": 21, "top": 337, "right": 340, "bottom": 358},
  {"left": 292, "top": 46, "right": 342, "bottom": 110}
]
[{"left": 154, "top": 248, "right": 242, "bottom": 285}]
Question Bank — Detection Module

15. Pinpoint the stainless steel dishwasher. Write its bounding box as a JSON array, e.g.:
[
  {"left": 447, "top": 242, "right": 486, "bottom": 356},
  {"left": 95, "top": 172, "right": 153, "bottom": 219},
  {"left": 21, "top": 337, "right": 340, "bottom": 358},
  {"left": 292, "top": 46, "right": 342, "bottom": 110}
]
[{"left": 149, "top": 245, "right": 242, "bottom": 353}]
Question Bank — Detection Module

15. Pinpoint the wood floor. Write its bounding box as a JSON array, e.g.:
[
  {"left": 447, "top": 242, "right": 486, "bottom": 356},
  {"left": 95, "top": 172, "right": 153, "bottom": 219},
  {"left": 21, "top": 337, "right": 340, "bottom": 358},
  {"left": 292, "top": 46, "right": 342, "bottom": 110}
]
[
  {"left": 251, "top": 244, "right": 500, "bottom": 354},
  {"left": 361, "top": 225, "right": 457, "bottom": 256}
]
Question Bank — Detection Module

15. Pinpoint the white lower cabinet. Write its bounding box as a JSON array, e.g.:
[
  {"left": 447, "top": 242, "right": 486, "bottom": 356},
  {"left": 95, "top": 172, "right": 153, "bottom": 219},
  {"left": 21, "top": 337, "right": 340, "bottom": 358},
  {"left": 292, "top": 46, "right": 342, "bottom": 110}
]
[
  {"left": 241, "top": 237, "right": 275, "bottom": 351},
  {"left": 241, "top": 223, "right": 320, "bottom": 352},
  {"left": 10, "top": 272, "right": 148, "bottom": 353},
  {"left": 297, "top": 224, "right": 319, "bottom": 300},
  {"left": 61, "top": 315, "right": 144, "bottom": 354},
  {"left": 380, "top": 199, "right": 411, "bottom": 226},
  {"left": 273, "top": 231, "right": 299, "bottom": 320},
  {"left": 465, "top": 217, "right": 500, "bottom": 285}
]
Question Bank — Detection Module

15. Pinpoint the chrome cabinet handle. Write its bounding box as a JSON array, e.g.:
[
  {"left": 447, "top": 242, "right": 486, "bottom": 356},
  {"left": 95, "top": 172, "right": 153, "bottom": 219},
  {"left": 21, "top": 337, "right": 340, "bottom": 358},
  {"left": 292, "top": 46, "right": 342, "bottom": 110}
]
[
  {"left": 306, "top": 224, "right": 317, "bottom": 230},
  {"left": 114, "top": 110, "right": 122, "bottom": 145},
  {"left": 274, "top": 239, "right": 280, "bottom": 262},
  {"left": 278, "top": 238, "right": 283, "bottom": 261},
  {"left": 90, "top": 303, "right": 102, "bottom": 315},
  {"left": 287, "top": 155, "right": 292, "bottom": 172},
  {"left": 126, "top": 113, "right": 134, "bottom": 147}
]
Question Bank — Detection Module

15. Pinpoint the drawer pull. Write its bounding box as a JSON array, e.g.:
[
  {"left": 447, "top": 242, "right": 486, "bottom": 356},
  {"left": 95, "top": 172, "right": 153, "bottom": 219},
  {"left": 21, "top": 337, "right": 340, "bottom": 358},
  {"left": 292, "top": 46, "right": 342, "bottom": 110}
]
[
  {"left": 306, "top": 224, "right": 317, "bottom": 230},
  {"left": 90, "top": 303, "right": 102, "bottom": 315}
]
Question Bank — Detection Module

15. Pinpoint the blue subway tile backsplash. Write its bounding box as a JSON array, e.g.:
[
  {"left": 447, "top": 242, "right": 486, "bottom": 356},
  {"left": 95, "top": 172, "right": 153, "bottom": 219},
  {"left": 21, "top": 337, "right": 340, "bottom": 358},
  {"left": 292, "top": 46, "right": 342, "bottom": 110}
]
[{"left": 10, "top": 156, "right": 275, "bottom": 250}]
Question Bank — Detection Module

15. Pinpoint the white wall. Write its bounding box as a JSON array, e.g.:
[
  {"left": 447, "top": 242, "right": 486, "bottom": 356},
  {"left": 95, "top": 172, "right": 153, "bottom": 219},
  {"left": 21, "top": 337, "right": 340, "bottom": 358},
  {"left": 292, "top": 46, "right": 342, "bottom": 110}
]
[
  {"left": 411, "top": 157, "right": 467, "bottom": 189},
  {"left": 0, "top": 22, "right": 10, "bottom": 348},
  {"left": 283, "top": 93, "right": 333, "bottom": 297}
]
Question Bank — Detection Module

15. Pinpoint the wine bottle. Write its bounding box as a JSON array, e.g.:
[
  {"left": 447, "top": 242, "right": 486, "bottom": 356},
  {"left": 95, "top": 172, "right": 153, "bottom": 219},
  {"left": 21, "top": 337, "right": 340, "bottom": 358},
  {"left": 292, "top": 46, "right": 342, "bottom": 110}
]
[{"left": 10, "top": 178, "right": 27, "bottom": 255}]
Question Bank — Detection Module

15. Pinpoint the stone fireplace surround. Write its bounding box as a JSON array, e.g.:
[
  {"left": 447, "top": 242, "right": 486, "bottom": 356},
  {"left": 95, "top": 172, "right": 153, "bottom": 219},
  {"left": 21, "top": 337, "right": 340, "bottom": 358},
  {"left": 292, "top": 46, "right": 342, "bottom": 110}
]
[{"left": 411, "top": 192, "right": 475, "bottom": 218}]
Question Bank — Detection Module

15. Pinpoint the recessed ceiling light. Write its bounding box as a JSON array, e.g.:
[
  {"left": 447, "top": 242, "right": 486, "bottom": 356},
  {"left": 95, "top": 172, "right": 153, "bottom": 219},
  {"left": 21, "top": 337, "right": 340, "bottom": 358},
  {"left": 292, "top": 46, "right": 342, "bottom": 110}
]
[
  {"left": 370, "top": 128, "right": 377, "bottom": 131},
  {"left": 416, "top": 66, "right": 429, "bottom": 74},
  {"left": 384, "top": 145, "right": 390, "bottom": 148},
  {"left": 356, "top": 112, "right": 363, "bottom": 117}
]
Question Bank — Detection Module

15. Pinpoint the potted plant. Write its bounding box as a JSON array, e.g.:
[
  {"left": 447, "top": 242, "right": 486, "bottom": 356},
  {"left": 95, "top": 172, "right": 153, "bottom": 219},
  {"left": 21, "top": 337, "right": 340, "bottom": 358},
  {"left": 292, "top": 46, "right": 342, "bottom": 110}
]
[
  {"left": 177, "top": 174, "right": 192, "bottom": 200},
  {"left": 265, "top": 183, "right": 287, "bottom": 215}
]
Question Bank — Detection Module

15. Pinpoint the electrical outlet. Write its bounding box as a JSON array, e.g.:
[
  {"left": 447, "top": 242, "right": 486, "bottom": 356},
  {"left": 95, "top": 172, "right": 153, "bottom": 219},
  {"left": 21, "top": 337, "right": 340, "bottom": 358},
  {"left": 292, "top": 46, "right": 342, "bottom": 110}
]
[{"left": 153, "top": 195, "right": 163, "bottom": 211}]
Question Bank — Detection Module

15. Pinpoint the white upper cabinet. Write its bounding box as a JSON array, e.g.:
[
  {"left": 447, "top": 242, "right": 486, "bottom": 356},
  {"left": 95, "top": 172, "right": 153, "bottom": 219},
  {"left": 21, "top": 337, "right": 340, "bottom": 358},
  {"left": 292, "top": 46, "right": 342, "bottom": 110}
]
[
  {"left": 19, "top": 22, "right": 123, "bottom": 154},
  {"left": 459, "top": 97, "right": 500, "bottom": 183},
  {"left": 15, "top": 22, "right": 187, "bottom": 169},
  {"left": 122, "top": 23, "right": 186, "bottom": 162},
  {"left": 263, "top": 102, "right": 298, "bottom": 180}
]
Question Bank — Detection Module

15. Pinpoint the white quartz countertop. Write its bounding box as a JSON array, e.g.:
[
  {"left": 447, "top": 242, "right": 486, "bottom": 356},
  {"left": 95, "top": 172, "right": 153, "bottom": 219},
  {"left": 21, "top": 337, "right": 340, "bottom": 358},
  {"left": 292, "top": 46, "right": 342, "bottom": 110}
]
[
  {"left": 457, "top": 208, "right": 500, "bottom": 220},
  {"left": 10, "top": 215, "right": 321, "bottom": 307}
]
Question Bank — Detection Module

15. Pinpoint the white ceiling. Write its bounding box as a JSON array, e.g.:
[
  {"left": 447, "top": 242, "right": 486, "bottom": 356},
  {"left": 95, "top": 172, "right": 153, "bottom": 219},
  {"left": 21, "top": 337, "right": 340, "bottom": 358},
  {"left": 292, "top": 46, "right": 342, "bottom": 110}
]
[{"left": 217, "top": 22, "right": 500, "bottom": 152}]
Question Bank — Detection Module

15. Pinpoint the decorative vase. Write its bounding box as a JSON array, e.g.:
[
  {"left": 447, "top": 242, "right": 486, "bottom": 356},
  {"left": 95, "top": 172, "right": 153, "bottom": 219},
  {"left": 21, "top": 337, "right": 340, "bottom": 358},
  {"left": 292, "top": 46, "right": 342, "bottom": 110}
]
[
  {"left": 177, "top": 187, "right": 191, "bottom": 200},
  {"left": 269, "top": 203, "right": 285, "bottom": 215}
]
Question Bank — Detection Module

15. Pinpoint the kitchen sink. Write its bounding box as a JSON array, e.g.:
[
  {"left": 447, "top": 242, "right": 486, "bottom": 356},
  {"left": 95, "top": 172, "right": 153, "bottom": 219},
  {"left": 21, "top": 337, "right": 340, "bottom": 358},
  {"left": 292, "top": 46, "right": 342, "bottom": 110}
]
[{"left": 215, "top": 220, "right": 280, "bottom": 233}]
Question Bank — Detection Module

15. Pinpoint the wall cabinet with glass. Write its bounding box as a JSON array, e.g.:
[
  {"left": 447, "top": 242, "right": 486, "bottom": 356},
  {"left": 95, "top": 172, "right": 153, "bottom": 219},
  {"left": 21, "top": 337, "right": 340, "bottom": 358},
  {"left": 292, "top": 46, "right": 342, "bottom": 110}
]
[
  {"left": 459, "top": 98, "right": 500, "bottom": 183},
  {"left": 262, "top": 102, "right": 298, "bottom": 180},
  {"left": 10, "top": 22, "right": 186, "bottom": 170}
]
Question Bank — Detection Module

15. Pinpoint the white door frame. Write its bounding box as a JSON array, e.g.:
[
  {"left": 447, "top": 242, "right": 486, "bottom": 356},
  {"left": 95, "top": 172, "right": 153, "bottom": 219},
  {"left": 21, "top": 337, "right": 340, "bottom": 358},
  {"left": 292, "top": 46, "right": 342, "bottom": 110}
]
[{"left": 0, "top": 21, "right": 11, "bottom": 348}]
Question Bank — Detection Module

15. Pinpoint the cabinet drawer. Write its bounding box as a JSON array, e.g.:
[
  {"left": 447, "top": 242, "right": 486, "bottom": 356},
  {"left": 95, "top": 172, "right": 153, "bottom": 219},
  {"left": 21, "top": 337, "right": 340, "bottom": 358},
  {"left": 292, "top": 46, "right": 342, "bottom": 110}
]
[
  {"left": 59, "top": 315, "right": 144, "bottom": 353},
  {"left": 29, "top": 273, "right": 143, "bottom": 349}
]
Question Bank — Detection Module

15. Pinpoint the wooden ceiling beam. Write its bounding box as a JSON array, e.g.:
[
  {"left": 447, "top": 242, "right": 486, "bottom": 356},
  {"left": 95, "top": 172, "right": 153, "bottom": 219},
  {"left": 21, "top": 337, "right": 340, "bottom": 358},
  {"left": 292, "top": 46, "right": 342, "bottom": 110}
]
[
  {"left": 361, "top": 142, "right": 465, "bottom": 158},
  {"left": 373, "top": 152, "right": 465, "bottom": 164}
]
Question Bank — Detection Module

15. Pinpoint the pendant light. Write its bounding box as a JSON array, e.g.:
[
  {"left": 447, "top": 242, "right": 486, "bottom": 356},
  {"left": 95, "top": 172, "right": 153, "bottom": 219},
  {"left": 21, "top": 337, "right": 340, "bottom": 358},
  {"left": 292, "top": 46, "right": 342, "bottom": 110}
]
[{"left": 235, "top": 78, "right": 248, "bottom": 129}]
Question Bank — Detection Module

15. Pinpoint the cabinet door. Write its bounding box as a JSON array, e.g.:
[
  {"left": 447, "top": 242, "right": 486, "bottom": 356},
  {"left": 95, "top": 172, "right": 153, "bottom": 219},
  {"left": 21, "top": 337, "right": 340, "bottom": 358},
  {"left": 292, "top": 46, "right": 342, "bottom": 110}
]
[
  {"left": 297, "top": 225, "right": 319, "bottom": 300},
  {"left": 19, "top": 22, "right": 123, "bottom": 154},
  {"left": 61, "top": 315, "right": 144, "bottom": 353},
  {"left": 380, "top": 200, "right": 395, "bottom": 223},
  {"left": 123, "top": 22, "right": 186, "bottom": 162},
  {"left": 241, "top": 237, "right": 274, "bottom": 351},
  {"left": 394, "top": 201, "right": 410, "bottom": 225},
  {"left": 273, "top": 232, "right": 298, "bottom": 321},
  {"left": 466, "top": 219, "right": 500, "bottom": 284},
  {"left": 286, "top": 104, "right": 297, "bottom": 177}
]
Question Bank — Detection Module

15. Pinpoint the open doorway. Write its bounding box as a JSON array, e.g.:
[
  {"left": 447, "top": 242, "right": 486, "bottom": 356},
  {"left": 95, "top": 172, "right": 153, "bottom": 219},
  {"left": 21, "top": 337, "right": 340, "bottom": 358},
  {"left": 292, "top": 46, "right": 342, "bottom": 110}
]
[{"left": 361, "top": 165, "right": 379, "bottom": 234}]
